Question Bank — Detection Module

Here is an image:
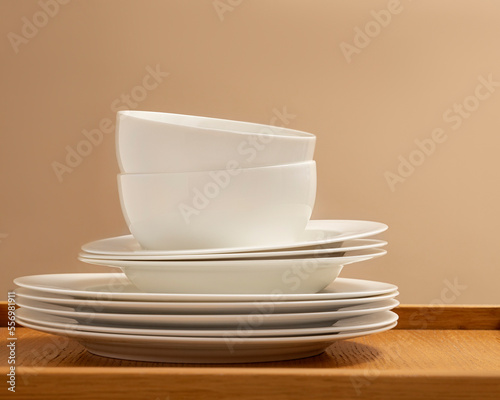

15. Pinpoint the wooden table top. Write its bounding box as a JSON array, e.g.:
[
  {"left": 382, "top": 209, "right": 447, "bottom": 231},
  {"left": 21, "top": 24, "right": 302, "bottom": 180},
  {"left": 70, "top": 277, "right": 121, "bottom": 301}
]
[{"left": 1, "top": 305, "right": 499, "bottom": 399}]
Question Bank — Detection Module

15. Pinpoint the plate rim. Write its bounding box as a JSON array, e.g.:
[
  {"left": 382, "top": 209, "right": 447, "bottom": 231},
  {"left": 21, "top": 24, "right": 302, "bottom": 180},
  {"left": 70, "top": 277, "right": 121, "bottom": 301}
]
[
  {"left": 14, "top": 287, "right": 399, "bottom": 309},
  {"left": 16, "top": 309, "right": 399, "bottom": 337},
  {"left": 14, "top": 274, "right": 399, "bottom": 302},
  {"left": 16, "top": 317, "right": 398, "bottom": 344},
  {"left": 78, "top": 248, "right": 387, "bottom": 269},
  {"left": 79, "top": 238, "right": 388, "bottom": 261},
  {"left": 81, "top": 220, "right": 388, "bottom": 256},
  {"left": 15, "top": 298, "right": 400, "bottom": 322}
]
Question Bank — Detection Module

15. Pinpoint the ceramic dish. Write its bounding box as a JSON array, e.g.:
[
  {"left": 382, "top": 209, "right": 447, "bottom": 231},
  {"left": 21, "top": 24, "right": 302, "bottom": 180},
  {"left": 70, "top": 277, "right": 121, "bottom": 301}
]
[
  {"left": 17, "top": 317, "right": 398, "bottom": 363},
  {"left": 81, "top": 220, "right": 388, "bottom": 256},
  {"left": 116, "top": 110, "right": 316, "bottom": 174},
  {"left": 16, "top": 308, "right": 398, "bottom": 338},
  {"left": 14, "top": 287, "right": 398, "bottom": 314},
  {"left": 14, "top": 274, "right": 398, "bottom": 302},
  {"left": 16, "top": 298, "right": 399, "bottom": 329},
  {"left": 78, "top": 239, "right": 386, "bottom": 261},
  {"left": 79, "top": 248, "right": 386, "bottom": 294},
  {"left": 118, "top": 161, "right": 316, "bottom": 250}
]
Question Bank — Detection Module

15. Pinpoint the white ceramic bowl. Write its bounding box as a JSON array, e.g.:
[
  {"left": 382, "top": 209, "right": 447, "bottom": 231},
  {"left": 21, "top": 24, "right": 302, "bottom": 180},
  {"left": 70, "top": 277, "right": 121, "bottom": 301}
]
[
  {"left": 119, "top": 161, "right": 316, "bottom": 251},
  {"left": 114, "top": 249, "right": 387, "bottom": 294},
  {"left": 116, "top": 110, "right": 316, "bottom": 173}
]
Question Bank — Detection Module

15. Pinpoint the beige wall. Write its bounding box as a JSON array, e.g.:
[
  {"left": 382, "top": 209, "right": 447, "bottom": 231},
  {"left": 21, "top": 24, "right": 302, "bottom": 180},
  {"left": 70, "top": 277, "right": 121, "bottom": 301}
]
[{"left": 1, "top": 0, "right": 499, "bottom": 304}]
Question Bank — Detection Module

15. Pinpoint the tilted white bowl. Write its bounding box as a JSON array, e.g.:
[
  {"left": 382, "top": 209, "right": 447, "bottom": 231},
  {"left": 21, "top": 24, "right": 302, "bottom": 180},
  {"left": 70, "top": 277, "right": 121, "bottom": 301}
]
[
  {"left": 118, "top": 161, "right": 317, "bottom": 251},
  {"left": 116, "top": 110, "right": 316, "bottom": 173}
]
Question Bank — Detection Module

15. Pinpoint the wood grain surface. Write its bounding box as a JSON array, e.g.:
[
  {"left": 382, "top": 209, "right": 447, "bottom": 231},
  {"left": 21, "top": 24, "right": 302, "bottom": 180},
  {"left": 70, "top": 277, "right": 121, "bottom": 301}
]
[
  {"left": 394, "top": 304, "right": 500, "bottom": 329},
  {"left": 5, "top": 368, "right": 500, "bottom": 400},
  {"left": 1, "top": 327, "right": 499, "bottom": 400},
  {"left": 2, "top": 302, "right": 499, "bottom": 399},
  {"left": 2, "top": 327, "right": 499, "bottom": 370}
]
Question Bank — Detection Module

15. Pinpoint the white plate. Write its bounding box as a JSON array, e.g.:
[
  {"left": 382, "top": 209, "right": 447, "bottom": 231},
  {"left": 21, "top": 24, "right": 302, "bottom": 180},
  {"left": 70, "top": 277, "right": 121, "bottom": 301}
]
[
  {"left": 79, "top": 239, "right": 387, "bottom": 261},
  {"left": 16, "top": 308, "right": 398, "bottom": 338},
  {"left": 77, "top": 249, "right": 386, "bottom": 294},
  {"left": 14, "top": 287, "right": 399, "bottom": 314},
  {"left": 16, "top": 318, "right": 398, "bottom": 363},
  {"left": 81, "top": 220, "right": 388, "bottom": 256},
  {"left": 16, "top": 298, "right": 399, "bottom": 329},
  {"left": 14, "top": 274, "right": 398, "bottom": 302},
  {"left": 79, "top": 248, "right": 385, "bottom": 269}
]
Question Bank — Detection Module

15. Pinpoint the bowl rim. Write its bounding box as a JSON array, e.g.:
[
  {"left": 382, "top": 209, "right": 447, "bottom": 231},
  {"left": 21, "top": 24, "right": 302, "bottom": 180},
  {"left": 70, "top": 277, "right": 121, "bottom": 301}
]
[
  {"left": 117, "top": 110, "right": 316, "bottom": 140},
  {"left": 117, "top": 160, "right": 316, "bottom": 178}
]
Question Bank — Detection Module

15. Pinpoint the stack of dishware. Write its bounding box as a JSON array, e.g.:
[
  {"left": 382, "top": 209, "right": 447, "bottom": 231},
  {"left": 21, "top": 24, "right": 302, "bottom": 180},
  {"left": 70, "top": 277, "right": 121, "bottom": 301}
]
[
  {"left": 116, "top": 111, "right": 318, "bottom": 251},
  {"left": 14, "top": 111, "right": 398, "bottom": 363}
]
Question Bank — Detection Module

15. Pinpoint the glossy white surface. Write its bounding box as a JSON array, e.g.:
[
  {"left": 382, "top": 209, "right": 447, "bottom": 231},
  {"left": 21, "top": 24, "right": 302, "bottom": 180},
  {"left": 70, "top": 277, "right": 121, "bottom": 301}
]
[
  {"left": 118, "top": 161, "right": 316, "bottom": 250},
  {"left": 14, "top": 274, "right": 398, "bottom": 302},
  {"left": 16, "top": 298, "right": 399, "bottom": 329},
  {"left": 15, "top": 287, "right": 399, "bottom": 314},
  {"left": 81, "top": 220, "right": 388, "bottom": 256},
  {"left": 78, "top": 239, "right": 386, "bottom": 261},
  {"left": 116, "top": 110, "right": 316, "bottom": 174},
  {"left": 16, "top": 317, "right": 398, "bottom": 363},
  {"left": 16, "top": 308, "right": 398, "bottom": 338},
  {"left": 79, "top": 249, "right": 386, "bottom": 294}
]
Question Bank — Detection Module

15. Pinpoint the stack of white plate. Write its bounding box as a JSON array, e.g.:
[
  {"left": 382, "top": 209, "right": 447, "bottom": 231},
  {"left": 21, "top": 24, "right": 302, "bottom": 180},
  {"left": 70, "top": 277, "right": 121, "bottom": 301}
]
[
  {"left": 14, "top": 273, "right": 398, "bottom": 363},
  {"left": 14, "top": 112, "right": 399, "bottom": 363}
]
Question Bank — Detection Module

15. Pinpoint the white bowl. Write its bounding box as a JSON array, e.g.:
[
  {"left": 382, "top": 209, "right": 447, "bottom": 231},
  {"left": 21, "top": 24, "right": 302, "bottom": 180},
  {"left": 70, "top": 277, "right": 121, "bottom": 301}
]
[
  {"left": 124, "top": 260, "right": 340, "bottom": 294},
  {"left": 116, "top": 110, "right": 316, "bottom": 173},
  {"left": 118, "top": 161, "right": 316, "bottom": 251},
  {"left": 115, "top": 249, "right": 387, "bottom": 294}
]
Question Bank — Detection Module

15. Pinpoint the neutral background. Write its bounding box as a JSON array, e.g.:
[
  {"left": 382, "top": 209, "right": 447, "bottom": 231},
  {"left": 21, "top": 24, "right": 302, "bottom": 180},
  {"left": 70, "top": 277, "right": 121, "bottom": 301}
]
[{"left": 1, "top": 0, "right": 499, "bottom": 304}]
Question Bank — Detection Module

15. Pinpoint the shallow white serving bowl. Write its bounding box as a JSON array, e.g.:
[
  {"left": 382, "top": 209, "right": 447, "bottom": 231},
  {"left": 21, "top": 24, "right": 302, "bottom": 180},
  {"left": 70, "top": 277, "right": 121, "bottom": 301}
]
[
  {"left": 118, "top": 161, "right": 316, "bottom": 250},
  {"left": 116, "top": 110, "right": 316, "bottom": 173},
  {"left": 105, "top": 249, "right": 387, "bottom": 294}
]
